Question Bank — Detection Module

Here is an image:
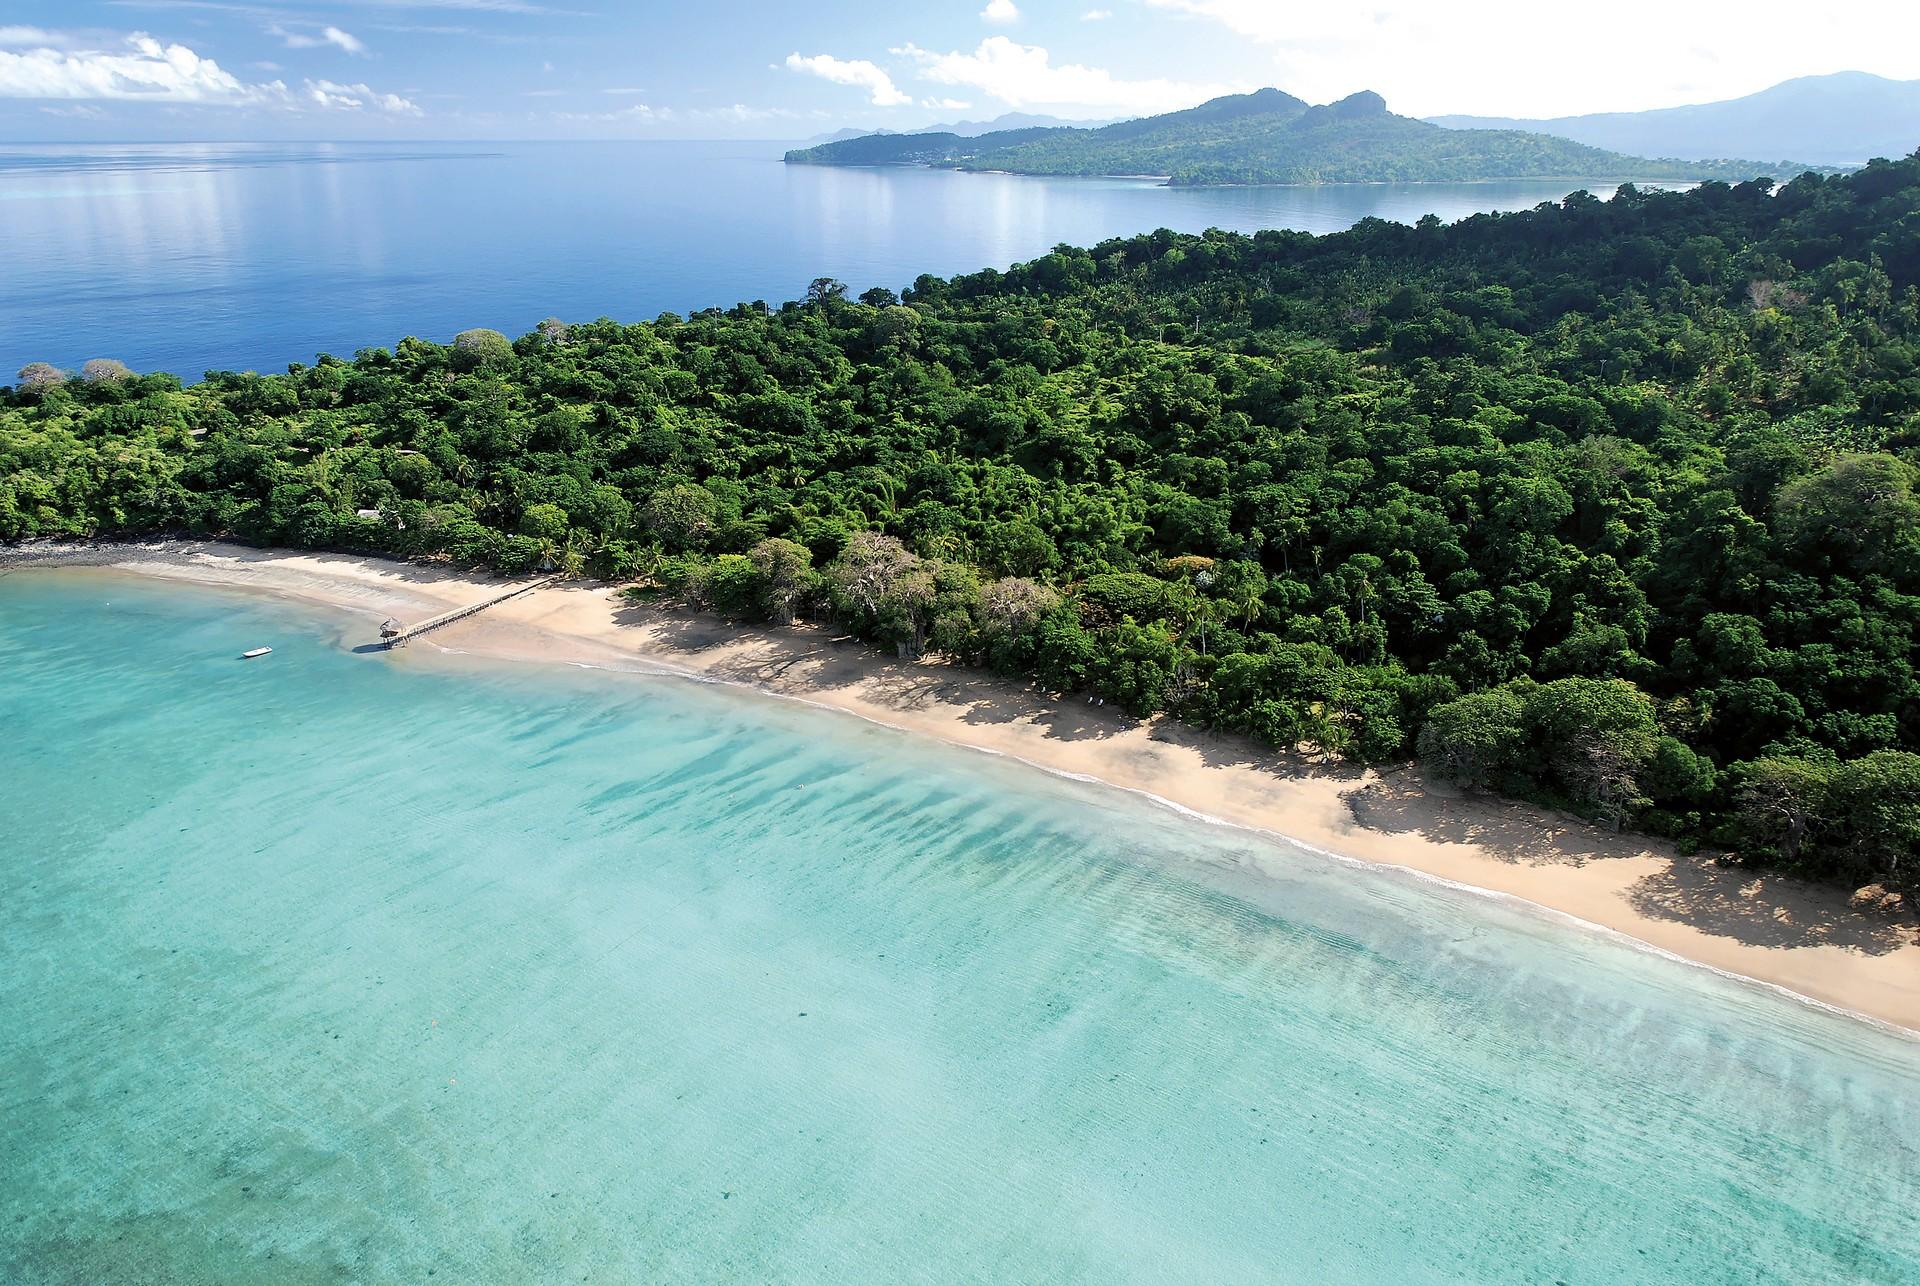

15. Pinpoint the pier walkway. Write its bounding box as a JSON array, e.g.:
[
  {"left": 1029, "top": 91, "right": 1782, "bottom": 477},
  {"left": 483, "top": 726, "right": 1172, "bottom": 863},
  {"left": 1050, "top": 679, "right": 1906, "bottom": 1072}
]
[{"left": 381, "top": 577, "right": 552, "bottom": 648}]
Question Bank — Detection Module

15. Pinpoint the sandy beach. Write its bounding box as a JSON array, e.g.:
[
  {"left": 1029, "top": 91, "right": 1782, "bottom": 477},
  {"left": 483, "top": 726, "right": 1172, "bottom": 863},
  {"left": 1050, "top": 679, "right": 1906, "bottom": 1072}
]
[{"left": 7, "top": 539, "right": 1919, "bottom": 1034}]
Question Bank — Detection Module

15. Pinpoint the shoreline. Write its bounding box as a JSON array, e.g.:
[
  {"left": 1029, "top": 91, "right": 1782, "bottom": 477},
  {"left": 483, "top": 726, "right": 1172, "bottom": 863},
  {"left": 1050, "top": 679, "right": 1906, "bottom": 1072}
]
[
  {"left": 8, "top": 539, "right": 1919, "bottom": 1035},
  {"left": 785, "top": 159, "right": 1708, "bottom": 190}
]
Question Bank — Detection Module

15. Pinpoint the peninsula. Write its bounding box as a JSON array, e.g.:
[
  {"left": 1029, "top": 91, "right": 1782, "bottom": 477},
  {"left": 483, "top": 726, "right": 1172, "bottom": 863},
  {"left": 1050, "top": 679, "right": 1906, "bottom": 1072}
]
[
  {"left": 783, "top": 87, "right": 1815, "bottom": 185},
  {"left": 7, "top": 155, "right": 1920, "bottom": 977}
]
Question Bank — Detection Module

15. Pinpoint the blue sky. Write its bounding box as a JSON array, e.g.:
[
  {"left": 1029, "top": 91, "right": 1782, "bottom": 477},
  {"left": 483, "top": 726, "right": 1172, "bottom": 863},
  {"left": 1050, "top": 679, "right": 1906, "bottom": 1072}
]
[{"left": 3, "top": 1, "right": 1918, "bottom": 141}]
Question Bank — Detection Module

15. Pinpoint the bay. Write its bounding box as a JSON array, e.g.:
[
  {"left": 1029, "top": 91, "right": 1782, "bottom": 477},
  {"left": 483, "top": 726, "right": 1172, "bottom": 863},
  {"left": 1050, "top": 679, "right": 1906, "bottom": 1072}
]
[
  {"left": 2, "top": 572, "right": 1916, "bottom": 1283},
  {"left": 1, "top": 140, "right": 1674, "bottom": 379}
]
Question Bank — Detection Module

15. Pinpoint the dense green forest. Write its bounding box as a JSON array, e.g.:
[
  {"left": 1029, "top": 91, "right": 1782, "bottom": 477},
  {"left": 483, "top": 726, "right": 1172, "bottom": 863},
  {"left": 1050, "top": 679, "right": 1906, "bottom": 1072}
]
[
  {"left": 7, "top": 155, "right": 1920, "bottom": 889},
  {"left": 785, "top": 88, "right": 1808, "bottom": 185}
]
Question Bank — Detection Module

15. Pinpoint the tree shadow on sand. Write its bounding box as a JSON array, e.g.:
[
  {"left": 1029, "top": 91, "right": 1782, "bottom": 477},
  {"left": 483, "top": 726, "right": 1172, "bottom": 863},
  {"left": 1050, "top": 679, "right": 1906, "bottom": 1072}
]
[
  {"left": 1625, "top": 862, "right": 1913, "bottom": 955},
  {"left": 1354, "top": 769, "right": 1915, "bottom": 954},
  {"left": 1349, "top": 772, "right": 1629, "bottom": 868},
  {"left": 610, "top": 603, "right": 1367, "bottom": 781},
  {"left": 612, "top": 601, "right": 1914, "bottom": 958}
]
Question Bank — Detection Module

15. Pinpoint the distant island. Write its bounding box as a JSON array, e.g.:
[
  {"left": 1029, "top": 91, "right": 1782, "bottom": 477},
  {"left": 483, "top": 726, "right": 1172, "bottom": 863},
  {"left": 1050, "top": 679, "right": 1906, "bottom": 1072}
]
[{"left": 784, "top": 88, "right": 1814, "bottom": 186}]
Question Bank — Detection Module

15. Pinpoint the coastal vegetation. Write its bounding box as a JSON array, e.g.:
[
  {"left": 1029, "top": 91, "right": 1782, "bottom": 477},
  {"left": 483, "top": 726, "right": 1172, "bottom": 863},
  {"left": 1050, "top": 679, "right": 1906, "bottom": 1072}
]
[
  {"left": 7, "top": 154, "right": 1920, "bottom": 889},
  {"left": 783, "top": 88, "right": 1813, "bottom": 186}
]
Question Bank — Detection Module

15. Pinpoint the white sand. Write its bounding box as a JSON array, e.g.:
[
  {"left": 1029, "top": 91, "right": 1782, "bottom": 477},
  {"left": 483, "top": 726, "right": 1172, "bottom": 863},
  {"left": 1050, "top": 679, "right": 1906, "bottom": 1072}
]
[{"left": 10, "top": 540, "right": 1919, "bottom": 1034}]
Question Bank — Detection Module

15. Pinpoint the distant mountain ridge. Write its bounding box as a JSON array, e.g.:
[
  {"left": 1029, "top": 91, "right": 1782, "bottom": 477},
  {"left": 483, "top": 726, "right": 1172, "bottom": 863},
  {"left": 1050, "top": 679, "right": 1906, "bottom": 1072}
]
[
  {"left": 802, "top": 126, "right": 898, "bottom": 146},
  {"left": 786, "top": 88, "right": 1807, "bottom": 186},
  {"left": 922, "top": 111, "right": 1125, "bottom": 137},
  {"left": 1429, "top": 72, "right": 1920, "bottom": 167},
  {"left": 800, "top": 112, "right": 1123, "bottom": 147}
]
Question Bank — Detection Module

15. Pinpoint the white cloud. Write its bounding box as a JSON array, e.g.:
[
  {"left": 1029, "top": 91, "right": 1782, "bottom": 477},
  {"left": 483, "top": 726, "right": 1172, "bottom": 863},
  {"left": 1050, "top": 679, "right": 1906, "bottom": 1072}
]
[
  {"left": 1142, "top": 0, "right": 1379, "bottom": 43},
  {"left": 555, "top": 101, "right": 807, "bottom": 127},
  {"left": 0, "top": 32, "right": 418, "bottom": 113},
  {"left": 276, "top": 26, "right": 368, "bottom": 56},
  {"left": 921, "top": 97, "right": 971, "bottom": 109},
  {"left": 0, "top": 26, "right": 61, "bottom": 47},
  {"left": 981, "top": 0, "right": 1020, "bottom": 23},
  {"left": 0, "top": 33, "right": 266, "bottom": 103},
  {"left": 556, "top": 102, "right": 673, "bottom": 123},
  {"left": 784, "top": 51, "right": 911, "bottom": 107},
  {"left": 894, "top": 37, "right": 1238, "bottom": 113},
  {"left": 705, "top": 103, "right": 797, "bottom": 122},
  {"left": 1081, "top": 9, "right": 1113, "bottom": 19},
  {"left": 1143, "top": 0, "right": 1920, "bottom": 117},
  {"left": 306, "top": 79, "right": 420, "bottom": 113}
]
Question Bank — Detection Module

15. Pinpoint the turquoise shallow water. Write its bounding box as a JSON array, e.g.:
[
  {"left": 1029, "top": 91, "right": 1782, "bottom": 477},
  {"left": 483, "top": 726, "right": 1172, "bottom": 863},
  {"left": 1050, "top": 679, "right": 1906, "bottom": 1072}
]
[{"left": 2, "top": 571, "right": 1918, "bottom": 1283}]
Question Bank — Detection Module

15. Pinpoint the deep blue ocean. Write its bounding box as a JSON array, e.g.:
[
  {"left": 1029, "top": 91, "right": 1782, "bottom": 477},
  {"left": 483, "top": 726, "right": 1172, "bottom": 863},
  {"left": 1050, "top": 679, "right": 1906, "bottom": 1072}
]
[
  {"left": 2, "top": 572, "right": 1918, "bottom": 1281},
  {"left": 1, "top": 140, "right": 1668, "bottom": 379}
]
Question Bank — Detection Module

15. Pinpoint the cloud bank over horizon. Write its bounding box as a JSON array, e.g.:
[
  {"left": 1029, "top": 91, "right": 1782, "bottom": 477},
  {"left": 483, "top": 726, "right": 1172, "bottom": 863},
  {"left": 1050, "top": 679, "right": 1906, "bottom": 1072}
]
[
  {"left": 0, "top": 1, "right": 1916, "bottom": 141},
  {"left": 0, "top": 30, "right": 417, "bottom": 117}
]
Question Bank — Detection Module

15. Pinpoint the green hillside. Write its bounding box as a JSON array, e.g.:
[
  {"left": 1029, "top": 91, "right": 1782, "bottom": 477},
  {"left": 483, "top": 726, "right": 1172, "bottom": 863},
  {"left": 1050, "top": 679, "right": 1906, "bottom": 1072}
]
[
  {"left": 786, "top": 88, "right": 1816, "bottom": 185},
  {"left": 10, "top": 156, "right": 1920, "bottom": 883}
]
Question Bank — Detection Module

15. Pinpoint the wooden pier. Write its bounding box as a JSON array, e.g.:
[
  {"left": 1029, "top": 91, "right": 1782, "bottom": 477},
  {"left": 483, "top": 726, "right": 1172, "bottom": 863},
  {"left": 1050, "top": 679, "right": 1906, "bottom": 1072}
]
[{"left": 380, "top": 578, "right": 552, "bottom": 648}]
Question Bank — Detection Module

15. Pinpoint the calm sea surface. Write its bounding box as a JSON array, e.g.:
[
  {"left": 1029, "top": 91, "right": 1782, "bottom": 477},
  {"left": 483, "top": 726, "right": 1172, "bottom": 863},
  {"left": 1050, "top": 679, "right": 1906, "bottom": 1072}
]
[
  {"left": 2, "top": 571, "right": 1917, "bottom": 1282},
  {"left": 1, "top": 140, "right": 1675, "bottom": 379}
]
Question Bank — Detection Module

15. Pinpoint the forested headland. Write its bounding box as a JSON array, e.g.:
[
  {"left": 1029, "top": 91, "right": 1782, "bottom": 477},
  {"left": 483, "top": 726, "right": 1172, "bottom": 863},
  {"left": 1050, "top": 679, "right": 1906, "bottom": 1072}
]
[
  {"left": 784, "top": 87, "right": 1813, "bottom": 186},
  {"left": 7, "top": 155, "right": 1920, "bottom": 891}
]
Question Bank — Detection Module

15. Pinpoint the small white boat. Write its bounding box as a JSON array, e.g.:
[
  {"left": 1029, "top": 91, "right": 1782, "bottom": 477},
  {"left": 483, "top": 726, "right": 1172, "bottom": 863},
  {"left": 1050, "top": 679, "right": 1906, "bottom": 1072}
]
[{"left": 241, "top": 647, "right": 273, "bottom": 659}]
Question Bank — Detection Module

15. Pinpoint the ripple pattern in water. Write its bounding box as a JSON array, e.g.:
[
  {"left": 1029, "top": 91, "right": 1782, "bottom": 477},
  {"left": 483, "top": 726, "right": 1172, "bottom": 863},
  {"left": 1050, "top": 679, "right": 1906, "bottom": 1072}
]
[{"left": 2, "top": 572, "right": 1917, "bottom": 1283}]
